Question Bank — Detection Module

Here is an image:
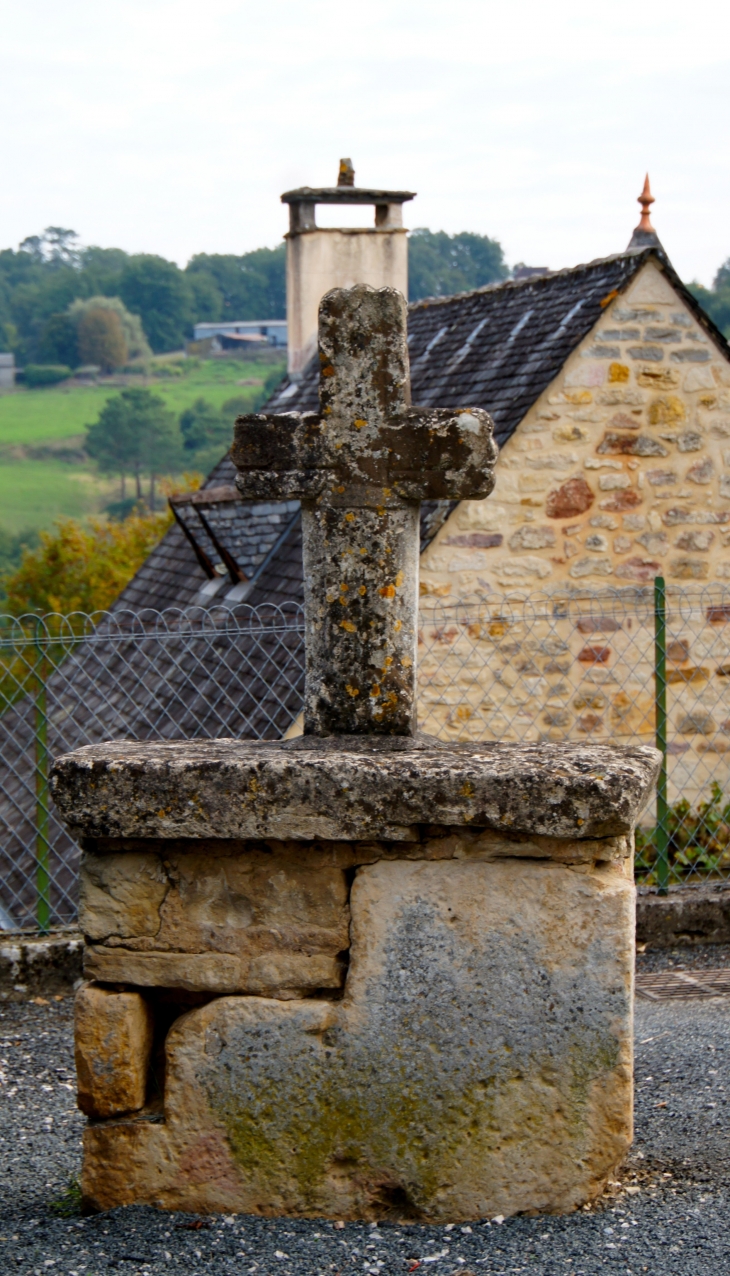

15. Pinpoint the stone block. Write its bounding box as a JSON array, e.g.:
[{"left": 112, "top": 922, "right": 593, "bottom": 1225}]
[
  {"left": 79, "top": 847, "right": 350, "bottom": 965},
  {"left": 671, "top": 349, "right": 711, "bottom": 363},
  {"left": 79, "top": 858, "right": 635, "bottom": 1219},
  {"left": 84, "top": 946, "right": 344, "bottom": 996},
  {"left": 51, "top": 738, "right": 660, "bottom": 843},
  {"left": 627, "top": 346, "right": 664, "bottom": 362},
  {"left": 75, "top": 985, "right": 153, "bottom": 1119},
  {"left": 545, "top": 476, "right": 594, "bottom": 519}
]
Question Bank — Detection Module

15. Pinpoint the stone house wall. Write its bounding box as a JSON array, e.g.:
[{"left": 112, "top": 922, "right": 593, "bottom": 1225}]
[{"left": 417, "top": 261, "right": 730, "bottom": 810}]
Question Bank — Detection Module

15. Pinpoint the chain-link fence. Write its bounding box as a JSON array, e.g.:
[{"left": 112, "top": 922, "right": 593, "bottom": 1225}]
[
  {"left": 0, "top": 605, "right": 305, "bottom": 931},
  {"left": 2, "top": 583, "right": 730, "bottom": 931}
]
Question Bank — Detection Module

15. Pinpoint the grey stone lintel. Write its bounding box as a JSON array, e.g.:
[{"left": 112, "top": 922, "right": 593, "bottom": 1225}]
[{"left": 50, "top": 737, "right": 661, "bottom": 844}]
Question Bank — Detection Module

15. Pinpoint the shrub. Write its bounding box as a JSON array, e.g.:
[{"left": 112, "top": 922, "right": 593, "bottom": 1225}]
[
  {"left": 3, "top": 510, "right": 172, "bottom": 616},
  {"left": 635, "top": 781, "right": 730, "bottom": 884},
  {"left": 23, "top": 364, "right": 72, "bottom": 387}
]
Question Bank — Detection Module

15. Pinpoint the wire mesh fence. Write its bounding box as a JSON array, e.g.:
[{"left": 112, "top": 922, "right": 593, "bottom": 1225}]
[
  {"left": 0, "top": 604, "right": 306, "bottom": 931},
  {"left": 2, "top": 582, "right": 730, "bottom": 931}
]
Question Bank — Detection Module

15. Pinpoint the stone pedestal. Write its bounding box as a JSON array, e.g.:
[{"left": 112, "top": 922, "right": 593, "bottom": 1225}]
[{"left": 51, "top": 736, "right": 659, "bottom": 1219}]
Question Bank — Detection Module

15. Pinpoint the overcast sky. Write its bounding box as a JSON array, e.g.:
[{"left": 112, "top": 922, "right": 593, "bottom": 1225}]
[{"left": 1, "top": 0, "right": 728, "bottom": 285}]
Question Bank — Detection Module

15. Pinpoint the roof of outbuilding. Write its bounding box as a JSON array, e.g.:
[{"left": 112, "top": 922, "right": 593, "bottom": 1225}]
[{"left": 114, "top": 245, "right": 729, "bottom": 616}]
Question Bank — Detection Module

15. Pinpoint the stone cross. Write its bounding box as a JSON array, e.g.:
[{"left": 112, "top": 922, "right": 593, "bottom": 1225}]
[{"left": 232, "top": 285, "right": 497, "bottom": 736}]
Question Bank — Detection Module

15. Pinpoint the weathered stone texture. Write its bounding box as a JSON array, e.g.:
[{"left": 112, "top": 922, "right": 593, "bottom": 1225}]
[
  {"left": 231, "top": 284, "right": 497, "bottom": 737},
  {"left": 51, "top": 737, "right": 660, "bottom": 844},
  {"left": 75, "top": 985, "right": 153, "bottom": 1119},
  {"left": 79, "top": 857, "right": 634, "bottom": 1219}
]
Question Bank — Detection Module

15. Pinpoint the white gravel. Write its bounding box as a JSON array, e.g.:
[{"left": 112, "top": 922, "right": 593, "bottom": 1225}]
[{"left": 0, "top": 978, "right": 728, "bottom": 1276}]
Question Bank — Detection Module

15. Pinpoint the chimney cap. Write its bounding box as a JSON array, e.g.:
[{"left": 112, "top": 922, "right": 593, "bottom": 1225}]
[
  {"left": 282, "top": 160, "right": 414, "bottom": 206},
  {"left": 626, "top": 173, "right": 663, "bottom": 251},
  {"left": 281, "top": 185, "right": 415, "bottom": 206}
]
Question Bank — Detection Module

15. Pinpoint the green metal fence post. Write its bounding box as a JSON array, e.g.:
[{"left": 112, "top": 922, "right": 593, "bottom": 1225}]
[
  {"left": 654, "top": 576, "right": 669, "bottom": 895},
  {"left": 34, "top": 620, "right": 50, "bottom": 933}
]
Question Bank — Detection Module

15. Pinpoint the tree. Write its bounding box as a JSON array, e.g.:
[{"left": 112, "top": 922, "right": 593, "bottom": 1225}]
[
  {"left": 689, "top": 260, "right": 730, "bottom": 338},
  {"left": 68, "top": 295, "right": 151, "bottom": 361},
  {"left": 180, "top": 397, "right": 233, "bottom": 454},
  {"left": 77, "top": 307, "right": 128, "bottom": 371},
  {"left": 408, "top": 229, "right": 509, "bottom": 301},
  {"left": 2, "top": 511, "right": 171, "bottom": 616},
  {"left": 186, "top": 245, "right": 286, "bottom": 321},
  {"left": 119, "top": 255, "right": 194, "bottom": 352},
  {"left": 38, "top": 313, "right": 79, "bottom": 367},
  {"left": 86, "top": 389, "right": 182, "bottom": 506}
]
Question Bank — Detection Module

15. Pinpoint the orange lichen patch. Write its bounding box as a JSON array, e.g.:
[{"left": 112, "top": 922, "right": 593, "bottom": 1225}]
[
  {"left": 345, "top": 684, "right": 360, "bottom": 697},
  {"left": 401, "top": 655, "right": 413, "bottom": 668},
  {"left": 379, "top": 584, "right": 396, "bottom": 598},
  {"left": 321, "top": 365, "right": 335, "bottom": 377},
  {"left": 353, "top": 418, "right": 367, "bottom": 429},
  {"left": 564, "top": 390, "right": 593, "bottom": 405},
  {"left": 608, "top": 363, "right": 630, "bottom": 383},
  {"left": 345, "top": 512, "right": 355, "bottom": 522},
  {"left": 370, "top": 684, "right": 381, "bottom": 697},
  {"left": 600, "top": 289, "right": 619, "bottom": 308},
  {"left": 358, "top": 585, "right": 366, "bottom": 596},
  {"left": 460, "top": 779, "right": 474, "bottom": 794},
  {"left": 340, "top": 620, "right": 357, "bottom": 633},
  {"left": 395, "top": 570, "right": 404, "bottom": 588},
  {"left": 394, "top": 619, "right": 402, "bottom": 632}
]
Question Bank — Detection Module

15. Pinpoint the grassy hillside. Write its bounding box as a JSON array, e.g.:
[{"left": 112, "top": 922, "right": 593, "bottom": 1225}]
[{"left": 0, "top": 355, "right": 285, "bottom": 534}]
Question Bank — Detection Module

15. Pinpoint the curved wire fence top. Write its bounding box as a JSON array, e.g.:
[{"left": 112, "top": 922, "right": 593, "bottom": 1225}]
[{"left": 1, "top": 585, "right": 730, "bottom": 929}]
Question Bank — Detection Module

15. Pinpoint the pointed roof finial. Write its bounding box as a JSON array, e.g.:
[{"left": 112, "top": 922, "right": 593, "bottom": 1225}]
[
  {"left": 626, "top": 173, "right": 663, "bottom": 252},
  {"left": 637, "top": 173, "right": 655, "bottom": 232}
]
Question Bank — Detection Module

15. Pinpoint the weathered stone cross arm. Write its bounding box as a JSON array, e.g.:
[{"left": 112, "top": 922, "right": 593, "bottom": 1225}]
[
  {"left": 230, "top": 404, "right": 496, "bottom": 505},
  {"left": 231, "top": 285, "right": 497, "bottom": 737}
]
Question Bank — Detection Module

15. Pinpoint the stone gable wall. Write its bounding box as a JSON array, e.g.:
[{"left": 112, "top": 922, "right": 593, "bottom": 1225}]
[
  {"left": 416, "top": 262, "right": 730, "bottom": 808},
  {"left": 420, "top": 262, "right": 730, "bottom": 600}
]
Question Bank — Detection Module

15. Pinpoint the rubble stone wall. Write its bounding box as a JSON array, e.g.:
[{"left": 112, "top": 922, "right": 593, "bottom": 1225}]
[{"left": 417, "top": 262, "right": 730, "bottom": 807}]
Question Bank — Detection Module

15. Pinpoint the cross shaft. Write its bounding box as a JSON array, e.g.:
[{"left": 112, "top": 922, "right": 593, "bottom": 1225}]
[{"left": 232, "top": 285, "right": 497, "bottom": 736}]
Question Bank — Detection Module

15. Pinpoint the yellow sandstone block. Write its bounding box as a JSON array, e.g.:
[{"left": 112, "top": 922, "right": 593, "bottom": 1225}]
[{"left": 75, "top": 985, "right": 154, "bottom": 1119}]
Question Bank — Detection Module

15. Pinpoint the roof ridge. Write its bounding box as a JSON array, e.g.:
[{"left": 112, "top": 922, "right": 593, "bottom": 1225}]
[{"left": 407, "top": 247, "right": 660, "bottom": 312}]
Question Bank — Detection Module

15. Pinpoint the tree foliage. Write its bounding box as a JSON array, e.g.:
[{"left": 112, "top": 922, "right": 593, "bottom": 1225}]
[
  {"left": 688, "top": 260, "right": 730, "bottom": 339},
  {"left": 85, "top": 389, "right": 182, "bottom": 505},
  {"left": 67, "top": 295, "right": 151, "bottom": 361},
  {"left": 186, "top": 246, "right": 286, "bottom": 323},
  {"left": 180, "top": 397, "right": 232, "bottom": 454},
  {"left": 407, "top": 229, "right": 509, "bottom": 301},
  {"left": 2, "top": 512, "right": 172, "bottom": 616},
  {"left": 118, "top": 255, "right": 195, "bottom": 354},
  {"left": 77, "top": 307, "right": 128, "bottom": 371}
]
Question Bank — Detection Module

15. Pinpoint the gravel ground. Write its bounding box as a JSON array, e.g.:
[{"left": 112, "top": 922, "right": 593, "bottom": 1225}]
[
  {"left": 636, "top": 943, "right": 730, "bottom": 974},
  {"left": 0, "top": 949, "right": 728, "bottom": 1276}
]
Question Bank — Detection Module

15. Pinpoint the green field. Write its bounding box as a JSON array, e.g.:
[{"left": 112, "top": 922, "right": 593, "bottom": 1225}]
[{"left": 0, "top": 356, "right": 285, "bottom": 534}]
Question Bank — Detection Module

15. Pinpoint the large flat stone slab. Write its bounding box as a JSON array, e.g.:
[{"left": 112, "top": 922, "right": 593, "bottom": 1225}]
[
  {"left": 80, "top": 857, "right": 634, "bottom": 1219},
  {"left": 51, "top": 737, "right": 660, "bottom": 842}
]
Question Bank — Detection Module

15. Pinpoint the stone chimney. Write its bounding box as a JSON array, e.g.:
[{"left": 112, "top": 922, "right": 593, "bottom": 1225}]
[{"left": 281, "top": 160, "right": 415, "bottom": 378}]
